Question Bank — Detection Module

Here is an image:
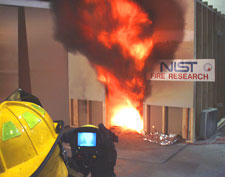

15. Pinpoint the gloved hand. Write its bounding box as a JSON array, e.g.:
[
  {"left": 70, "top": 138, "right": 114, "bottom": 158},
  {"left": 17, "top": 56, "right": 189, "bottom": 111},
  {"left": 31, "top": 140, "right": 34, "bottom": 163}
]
[
  {"left": 62, "top": 128, "right": 90, "bottom": 176},
  {"left": 90, "top": 124, "right": 117, "bottom": 177},
  {"left": 62, "top": 124, "right": 118, "bottom": 177},
  {"left": 67, "top": 166, "right": 85, "bottom": 177}
]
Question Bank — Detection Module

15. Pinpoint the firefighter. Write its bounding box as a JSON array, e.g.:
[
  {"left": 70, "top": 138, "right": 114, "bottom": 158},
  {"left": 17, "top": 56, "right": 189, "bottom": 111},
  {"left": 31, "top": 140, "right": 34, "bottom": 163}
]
[
  {"left": 0, "top": 89, "right": 117, "bottom": 177},
  {"left": 63, "top": 124, "right": 117, "bottom": 177},
  {"left": 0, "top": 101, "right": 116, "bottom": 177},
  {"left": 0, "top": 100, "right": 68, "bottom": 177}
]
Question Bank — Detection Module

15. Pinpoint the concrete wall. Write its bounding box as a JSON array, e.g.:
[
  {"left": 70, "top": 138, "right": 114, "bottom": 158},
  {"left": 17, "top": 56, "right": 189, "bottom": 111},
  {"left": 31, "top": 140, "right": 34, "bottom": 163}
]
[
  {"left": 195, "top": 0, "right": 225, "bottom": 137},
  {"left": 0, "top": 6, "right": 19, "bottom": 100},
  {"left": 68, "top": 0, "right": 196, "bottom": 140},
  {"left": 0, "top": 6, "right": 69, "bottom": 125},
  {"left": 69, "top": 52, "right": 105, "bottom": 101},
  {"left": 68, "top": 0, "right": 225, "bottom": 141},
  {"left": 68, "top": 53, "right": 105, "bottom": 126},
  {"left": 145, "top": 0, "right": 195, "bottom": 108},
  {"left": 68, "top": 0, "right": 195, "bottom": 108},
  {"left": 25, "top": 7, "right": 69, "bottom": 125},
  {"left": 144, "top": 0, "right": 195, "bottom": 140}
]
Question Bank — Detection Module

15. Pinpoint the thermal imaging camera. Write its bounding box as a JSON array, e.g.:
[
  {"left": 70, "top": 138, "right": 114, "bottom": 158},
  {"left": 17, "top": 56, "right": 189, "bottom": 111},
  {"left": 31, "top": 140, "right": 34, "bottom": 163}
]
[
  {"left": 73, "top": 126, "right": 99, "bottom": 150},
  {"left": 62, "top": 125, "right": 100, "bottom": 173},
  {"left": 62, "top": 124, "right": 118, "bottom": 177},
  {"left": 77, "top": 132, "right": 97, "bottom": 147}
]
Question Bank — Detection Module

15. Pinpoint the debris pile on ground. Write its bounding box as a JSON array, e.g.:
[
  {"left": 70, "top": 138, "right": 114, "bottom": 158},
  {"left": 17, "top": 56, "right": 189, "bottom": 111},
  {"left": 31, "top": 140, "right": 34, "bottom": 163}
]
[
  {"left": 110, "top": 126, "right": 180, "bottom": 148},
  {"left": 143, "top": 132, "right": 179, "bottom": 146}
]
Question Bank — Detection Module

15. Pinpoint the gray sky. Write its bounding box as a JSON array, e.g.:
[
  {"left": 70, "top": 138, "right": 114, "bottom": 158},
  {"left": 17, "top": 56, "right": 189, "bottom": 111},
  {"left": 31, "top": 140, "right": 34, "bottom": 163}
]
[{"left": 205, "top": 0, "right": 225, "bottom": 14}]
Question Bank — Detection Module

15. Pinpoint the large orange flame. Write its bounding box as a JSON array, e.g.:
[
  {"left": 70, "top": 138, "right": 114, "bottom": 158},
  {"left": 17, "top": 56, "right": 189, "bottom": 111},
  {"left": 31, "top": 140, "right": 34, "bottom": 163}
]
[
  {"left": 97, "top": 0, "right": 153, "bottom": 71},
  {"left": 86, "top": 0, "right": 154, "bottom": 133},
  {"left": 111, "top": 101, "right": 144, "bottom": 133},
  {"left": 53, "top": 0, "right": 186, "bottom": 133},
  {"left": 74, "top": 0, "right": 154, "bottom": 133}
]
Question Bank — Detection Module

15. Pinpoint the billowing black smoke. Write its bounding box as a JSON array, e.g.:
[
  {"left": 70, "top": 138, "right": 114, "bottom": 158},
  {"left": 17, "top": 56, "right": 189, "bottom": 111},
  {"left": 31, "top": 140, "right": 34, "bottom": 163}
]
[{"left": 51, "top": 0, "right": 185, "bottom": 99}]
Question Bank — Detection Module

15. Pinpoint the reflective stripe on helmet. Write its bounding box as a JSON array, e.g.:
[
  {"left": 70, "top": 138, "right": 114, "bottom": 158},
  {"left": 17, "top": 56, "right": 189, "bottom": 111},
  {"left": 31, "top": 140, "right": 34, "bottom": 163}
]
[
  {"left": 31, "top": 104, "right": 45, "bottom": 115},
  {"left": 23, "top": 112, "right": 41, "bottom": 129},
  {"left": 2, "top": 121, "right": 21, "bottom": 141}
]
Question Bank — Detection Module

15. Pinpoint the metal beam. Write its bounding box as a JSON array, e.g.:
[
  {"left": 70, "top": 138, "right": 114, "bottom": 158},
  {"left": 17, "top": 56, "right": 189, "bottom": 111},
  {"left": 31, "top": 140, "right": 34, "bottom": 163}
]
[
  {"left": 18, "top": 7, "right": 31, "bottom": 93},
  {"left": 0, "top": 0, "right": 50, "bottom": 9}
]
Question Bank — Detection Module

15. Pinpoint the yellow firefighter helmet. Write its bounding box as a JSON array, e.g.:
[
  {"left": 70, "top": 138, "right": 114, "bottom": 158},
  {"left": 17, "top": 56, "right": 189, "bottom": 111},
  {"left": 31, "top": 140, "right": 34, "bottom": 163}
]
[{"left": 0, "top": 101, "right": 68, "bottom": 177}]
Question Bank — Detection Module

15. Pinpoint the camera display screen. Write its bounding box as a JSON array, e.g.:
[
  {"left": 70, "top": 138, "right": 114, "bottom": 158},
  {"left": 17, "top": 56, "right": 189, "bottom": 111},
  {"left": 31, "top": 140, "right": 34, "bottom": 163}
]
[{"left": 77, "top": 132, "right": 96, "bottom": 147}]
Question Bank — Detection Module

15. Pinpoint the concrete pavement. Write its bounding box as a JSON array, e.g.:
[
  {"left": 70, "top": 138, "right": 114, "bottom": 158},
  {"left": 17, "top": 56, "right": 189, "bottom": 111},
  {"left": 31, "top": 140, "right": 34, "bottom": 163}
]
[{"left": 115, "top": 126, "right": 225, "bottom": 177}]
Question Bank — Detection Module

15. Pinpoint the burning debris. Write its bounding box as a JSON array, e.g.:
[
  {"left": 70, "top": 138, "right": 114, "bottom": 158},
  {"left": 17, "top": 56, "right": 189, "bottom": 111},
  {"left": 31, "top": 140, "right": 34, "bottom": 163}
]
[
  {"left": 52, "top": 0, "right": 185, "bottom": 132},
  {"left": 143, "top": 132, "right": 180, "bottom": 146},
  {"left": 111, "top": 126, "right": 180, "bottom": 146}
]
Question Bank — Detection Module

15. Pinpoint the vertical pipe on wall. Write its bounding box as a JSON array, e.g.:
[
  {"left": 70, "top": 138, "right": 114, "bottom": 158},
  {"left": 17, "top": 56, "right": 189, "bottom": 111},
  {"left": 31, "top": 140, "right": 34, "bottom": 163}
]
[
  {"left": 213, "top": 9, "right": 220, "bottom": 119},
  {"left": 143, "top": 103, "right": 148, "bottom": 133},
  {"left": 102, "top": 98, "right": 106, "bottom": 126},
  {"left": 217, "top": 14, "right": 222, "bottom": 118},
  {"left": 70, "top": 99, "right": 79, "bottom": 127},
  {"left": 223, "top": 19, "right": 225, "bottom": 116},
  {"left": 208, "top": 7, "right": 214, "bottom": 108},
  {"left": 162, "top": 106, "right": 168, "bottom": 134},
  {"left": 182, "top": 108, "right": 189, "bottom": 139},
  {"left": 74, "top": 99, "right": 79, "bottom": 127},
  {"left": 202, "top": 5, "right": 209, "bottom": 109},
  {"left": 86, "top": 100, "right": 90, "bottom": 124},
  {"left": 195, "top": 1, "right": 203, "bottom": 139},
  {"left": 193, "top": 0, "right": 198, "bottom": 141},
  {"left": 220, "top": 15, "right": 225, "bottom": 117},
  {"left": 212, "top": 10, "right": 217, "bottom": 108},
  {"left": 147, "top": 105, "right": 151, "bottom": 133},
  {"left": 189, "top": 108, "right": 195, "bottom": 142},
  {"left": 219, "top": 14, "right": 223, "bottom": 111},
  {"left": 18, "top": 7, "right": 31, "bottom": 93},
  {"left": 69, "top": 99, "right": 73, "bottom": 125},
  {"left": 223, "top": 19, "right": 225, "bottom": 117},
  {"left": 206, "top": 6, "right": 210, "bottom": 108},
  {"left": 200, "top": 4, "right": 204, "bottom": 112}
]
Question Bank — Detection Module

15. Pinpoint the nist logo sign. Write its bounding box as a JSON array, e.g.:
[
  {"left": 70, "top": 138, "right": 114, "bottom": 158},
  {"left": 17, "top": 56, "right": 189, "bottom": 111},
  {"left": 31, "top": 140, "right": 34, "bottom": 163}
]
[
  {"left": 150, "top": 59, "right": 215, "bottom": 82},
  {"left": 160, "top": 62, "right": 197, "bottom": 72}
]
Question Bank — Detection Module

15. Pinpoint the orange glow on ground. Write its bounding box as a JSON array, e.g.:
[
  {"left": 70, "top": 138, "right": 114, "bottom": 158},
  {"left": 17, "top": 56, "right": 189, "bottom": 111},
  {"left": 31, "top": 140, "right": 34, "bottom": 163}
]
[{"left": 111, "top": 104, "right": 143, "bottom": 133}]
